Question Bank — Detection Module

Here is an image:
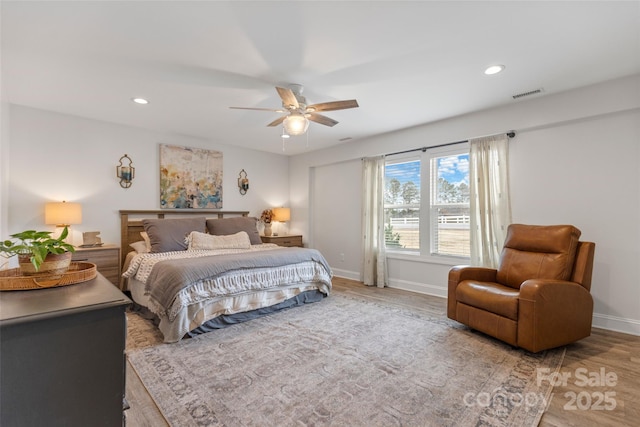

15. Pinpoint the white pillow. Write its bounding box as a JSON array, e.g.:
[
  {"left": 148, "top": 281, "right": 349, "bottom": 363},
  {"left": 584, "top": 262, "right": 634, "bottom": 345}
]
[
  {"left": 140, "top": 231, "right": 152, "bottom": 252},
  {"left": 187, "top": 231, "right": 251, "bottom": 250},
  {"left": 129, "top": 241, "right": 149, "bottom": 253}
]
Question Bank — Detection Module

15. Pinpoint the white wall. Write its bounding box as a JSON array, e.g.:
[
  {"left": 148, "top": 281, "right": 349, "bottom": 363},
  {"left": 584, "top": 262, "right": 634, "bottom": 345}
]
[
  {"left": 6, "top": 106, "right": 290, "bottom": 251},
  {"left": 509, "top": 110, "right": 639, "bottom": 333},
  {"left": 290, "top": 74, "right": 640, "bottom": 335},
  {"left": 310, "top": 159, "right": 363, "bottom": 279},
  {"left": 0, "top": 97, "right": 8, "bottom": 257},
  {"left": 1, "top": 39, "right": 9, "bottom": 255}
]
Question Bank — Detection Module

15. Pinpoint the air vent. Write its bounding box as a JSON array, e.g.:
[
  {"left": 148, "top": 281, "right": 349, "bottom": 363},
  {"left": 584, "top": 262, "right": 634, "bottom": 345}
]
[{"left": 512, "top": 88, "right": 544, "bottom": 99}]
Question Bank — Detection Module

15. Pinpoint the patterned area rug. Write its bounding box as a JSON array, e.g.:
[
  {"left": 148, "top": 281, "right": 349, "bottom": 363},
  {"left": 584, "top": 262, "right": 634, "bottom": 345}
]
[{"left": 126, "top": 293, "right": 565, "bottom": 427}]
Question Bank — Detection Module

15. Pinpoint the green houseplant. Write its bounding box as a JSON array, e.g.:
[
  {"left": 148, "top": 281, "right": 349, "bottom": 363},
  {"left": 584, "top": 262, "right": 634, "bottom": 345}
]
[{"left": 0, "top": 227, "right": 76, "bottom": 275}]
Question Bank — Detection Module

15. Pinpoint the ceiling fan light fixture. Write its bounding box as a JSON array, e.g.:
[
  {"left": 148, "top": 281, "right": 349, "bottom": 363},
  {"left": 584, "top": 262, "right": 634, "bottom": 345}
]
[{"left": 283, "top": 114, "right": 309, "bottom": 136}]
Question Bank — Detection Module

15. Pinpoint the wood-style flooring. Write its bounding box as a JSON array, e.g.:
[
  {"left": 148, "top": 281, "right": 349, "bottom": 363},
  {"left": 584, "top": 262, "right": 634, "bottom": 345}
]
[{"left": 125, "top": 277, "right": 640, "bottom": 427}]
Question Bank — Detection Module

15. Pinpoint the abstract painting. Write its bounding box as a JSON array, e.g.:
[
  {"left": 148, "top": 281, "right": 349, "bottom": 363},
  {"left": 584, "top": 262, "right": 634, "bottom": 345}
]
[{"left": 160, "top": 144, "right": 223, "bottom": 209}]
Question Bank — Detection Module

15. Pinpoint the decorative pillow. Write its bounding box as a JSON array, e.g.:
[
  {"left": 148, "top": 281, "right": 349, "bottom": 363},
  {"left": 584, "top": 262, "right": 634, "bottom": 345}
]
[
  {"left": 206, "top": 217, "right": 262, "bottom": 245},
  {"left": 142, "top": 217, "right": 207, "bottom": 253},
  {"left": 187, "top": 231, "right": 251, "bottom": 250},
  {"left": 140, "top": 232, "right": 151, "bottom": 252},
  {"left": 129, "top": 241, "right": 149, "bottom": 253}
]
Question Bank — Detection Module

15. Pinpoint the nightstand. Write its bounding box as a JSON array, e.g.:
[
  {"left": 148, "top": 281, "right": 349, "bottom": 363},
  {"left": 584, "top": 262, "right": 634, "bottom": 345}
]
[
  {"left": 261, "top": 234, "right": 303, "bottom": 247},
  {"left": 72, "top": 244, "right": 121, "bottom": 286}
]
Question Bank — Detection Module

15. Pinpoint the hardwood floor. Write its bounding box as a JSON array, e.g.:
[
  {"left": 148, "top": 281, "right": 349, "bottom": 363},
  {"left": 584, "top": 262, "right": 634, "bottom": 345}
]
[{"left": 125, "top": 277, "right": 640, "bottom": 426}]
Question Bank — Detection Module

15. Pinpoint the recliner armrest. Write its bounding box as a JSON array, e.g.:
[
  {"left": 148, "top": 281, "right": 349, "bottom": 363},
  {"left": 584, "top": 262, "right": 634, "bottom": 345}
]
[
  {"left": 447, "top": 265, "right": 498, "bottom": 319},
  {"left": 519, "top": 278, "right": 589, "bottom": 299},
  {"left": 518, "top": 279, "right": 594, "bottom": 352},
  {"left": 449, "top": 265, "right": 498, "bottom": 283}
]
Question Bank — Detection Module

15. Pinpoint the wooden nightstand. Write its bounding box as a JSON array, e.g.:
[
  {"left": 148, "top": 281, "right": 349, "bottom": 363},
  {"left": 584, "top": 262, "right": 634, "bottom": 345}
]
[
  {"left": 261, "top": 234, "right": 303, "bottom": 247},
  {"left": 71, "top": 244, "right": 121, "bottom": 286}
]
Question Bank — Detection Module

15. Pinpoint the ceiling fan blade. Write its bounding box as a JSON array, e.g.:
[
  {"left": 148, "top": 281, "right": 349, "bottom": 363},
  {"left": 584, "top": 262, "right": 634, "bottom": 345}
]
[
  {"left": 308, "top": 113, "right": 338, "bottom": 127},
  {"left": 267, "top": 116, "right": 286, "bottom": 127},
  {"left": 307, "top": 99, "right": 359, "bottom": 112},
  {"left": 229, "top": 106, "right": 285, "bottom": 113},
  {"left": 276, "top": 87, "right": 299, "bottom": 109}
]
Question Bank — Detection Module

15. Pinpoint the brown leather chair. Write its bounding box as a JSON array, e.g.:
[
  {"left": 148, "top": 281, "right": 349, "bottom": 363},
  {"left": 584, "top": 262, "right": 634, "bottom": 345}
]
[{"left": 448, "top": 224, "right": 595, "bottom": 353}]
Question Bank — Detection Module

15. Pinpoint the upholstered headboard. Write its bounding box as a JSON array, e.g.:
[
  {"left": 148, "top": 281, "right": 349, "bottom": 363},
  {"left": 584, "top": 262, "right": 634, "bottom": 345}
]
[{"left": 119, "top": 209, "right": 250, "bottom": 267}]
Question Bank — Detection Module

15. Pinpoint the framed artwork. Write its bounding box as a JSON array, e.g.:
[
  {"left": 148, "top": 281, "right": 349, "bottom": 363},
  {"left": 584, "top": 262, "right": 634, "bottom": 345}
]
[{"left": 160, "top": 144, "right": 223, "bottom": 209}]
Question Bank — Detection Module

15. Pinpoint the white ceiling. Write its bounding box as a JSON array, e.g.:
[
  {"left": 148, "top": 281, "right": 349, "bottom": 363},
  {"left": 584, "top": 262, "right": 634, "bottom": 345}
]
[{"left": 3, "top": 1, "right": 639, "bottom": 155}]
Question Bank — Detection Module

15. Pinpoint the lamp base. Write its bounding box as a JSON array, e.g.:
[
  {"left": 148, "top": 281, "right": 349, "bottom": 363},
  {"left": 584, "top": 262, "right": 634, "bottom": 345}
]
[{"left": 52, "top": 226, "right": 76, "bottom": 246}]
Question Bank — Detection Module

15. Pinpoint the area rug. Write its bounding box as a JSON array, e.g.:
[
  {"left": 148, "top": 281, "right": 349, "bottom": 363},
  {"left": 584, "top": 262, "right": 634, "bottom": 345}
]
[{"left": 126, "top": 293, "right": 565, "bottom": 427}]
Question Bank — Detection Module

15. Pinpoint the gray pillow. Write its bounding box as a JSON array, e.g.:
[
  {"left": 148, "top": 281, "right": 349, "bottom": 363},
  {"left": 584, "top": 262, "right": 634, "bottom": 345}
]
[
  {"left": 142, "top": 217, "right": 207, "bottom": 253},
  {"left": 206, "top": 217, "right": 262, "bottom": 245}
]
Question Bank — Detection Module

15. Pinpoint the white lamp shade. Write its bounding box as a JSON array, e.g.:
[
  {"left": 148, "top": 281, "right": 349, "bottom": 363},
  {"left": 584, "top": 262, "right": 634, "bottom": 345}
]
[
  {"left": 272, "top": 207, "right": 291, "bottom": 222},
  {"left": 45, "top": 202, "right": 82, "bottom": 226},
  {"left": 283, "top": 114, "right": 309, "bottom": 136}
]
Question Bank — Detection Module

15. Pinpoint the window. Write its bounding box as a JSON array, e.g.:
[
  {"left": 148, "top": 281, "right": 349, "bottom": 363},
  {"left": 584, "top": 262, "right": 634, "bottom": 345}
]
[
  {"left": 429, "top": 150, "right": 470, "bottom": 257},
  {"left": 384, "top": 157, "right": 421, "bottom": 250},
  {"left": 384, "top": 144, "right": 470, "bottom": 258}
]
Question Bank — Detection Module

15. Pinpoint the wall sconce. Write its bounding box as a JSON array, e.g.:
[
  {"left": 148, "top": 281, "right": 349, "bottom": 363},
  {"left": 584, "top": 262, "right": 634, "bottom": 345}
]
[
  {"left": 238, "top": 169, "right": 249, "bottom": 195},
  {"left": 116, "top": 154, "right": 135, "bottom": 188}
]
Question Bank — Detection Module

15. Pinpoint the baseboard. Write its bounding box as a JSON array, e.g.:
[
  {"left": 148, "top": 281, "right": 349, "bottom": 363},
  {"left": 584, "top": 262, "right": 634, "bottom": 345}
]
[
  {"left": 592, "top": 313, "right": 640, "bottom": 336},
  {"left": 387, "top": 278, "right": 447, "bottom": 299},
  {"left": 332, "top": 273, "right": 448, "bottom": 299},
  {"left": 330, "top": 268, "right": 361, "bottom": 281}
]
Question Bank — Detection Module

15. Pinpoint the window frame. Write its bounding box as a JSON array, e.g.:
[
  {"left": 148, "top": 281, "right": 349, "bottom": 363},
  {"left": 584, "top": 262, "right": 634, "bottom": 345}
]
[{"left": 384, "top": 142, "right": 470, "bottom": 261}]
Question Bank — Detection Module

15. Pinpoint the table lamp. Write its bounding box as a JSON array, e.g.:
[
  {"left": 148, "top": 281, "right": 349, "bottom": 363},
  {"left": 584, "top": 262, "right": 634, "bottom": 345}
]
[
  {"left": 272, "top": 207, "right": 291, "bottom": 236},
  {"left": 45, "top": 201, "right": 82, "bottom": 244}
]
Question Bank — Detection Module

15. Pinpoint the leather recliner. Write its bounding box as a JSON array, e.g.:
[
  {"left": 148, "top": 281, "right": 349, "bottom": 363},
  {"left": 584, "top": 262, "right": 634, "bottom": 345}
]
[{"left": 447, "top": 224, "right": 595, "bottom": 353}]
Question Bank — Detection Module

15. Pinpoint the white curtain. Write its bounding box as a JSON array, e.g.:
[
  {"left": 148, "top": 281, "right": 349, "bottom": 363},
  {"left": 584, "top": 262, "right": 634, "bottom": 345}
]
[
  {"left": 469, "top": 134, "right": 512, "bottom": 268},
  {"left": 361, "top": 156, "right": 387, "bottom": 287}
]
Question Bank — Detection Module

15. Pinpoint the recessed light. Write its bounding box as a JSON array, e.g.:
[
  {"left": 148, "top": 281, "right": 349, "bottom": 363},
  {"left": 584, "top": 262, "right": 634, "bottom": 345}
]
[
  {"left": 132, "top": 97, "right": 149, "bottom": 105},
  {"left": 484, "top": 65, "right": 505, "bottom": 75}
]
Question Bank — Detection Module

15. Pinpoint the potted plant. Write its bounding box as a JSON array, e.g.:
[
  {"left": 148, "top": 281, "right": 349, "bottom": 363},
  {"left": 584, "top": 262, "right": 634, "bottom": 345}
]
[
  {"left": 0, "top": 227, "right": 76, "bottom": 276},
  {"left": 260, "top": 209, "right": 275, "bottom": 237}
]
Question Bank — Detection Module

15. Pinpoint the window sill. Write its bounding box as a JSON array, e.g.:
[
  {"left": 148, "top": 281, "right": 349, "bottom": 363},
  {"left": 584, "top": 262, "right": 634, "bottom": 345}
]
[{"left": 385, "top": 250, "right": 470, "bottom": 266}]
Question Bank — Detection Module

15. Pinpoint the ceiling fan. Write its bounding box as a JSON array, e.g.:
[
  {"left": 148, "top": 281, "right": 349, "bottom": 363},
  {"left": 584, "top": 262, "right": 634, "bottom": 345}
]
[{"left": 230, "top": 84, "right": 359, "bottom": 136}]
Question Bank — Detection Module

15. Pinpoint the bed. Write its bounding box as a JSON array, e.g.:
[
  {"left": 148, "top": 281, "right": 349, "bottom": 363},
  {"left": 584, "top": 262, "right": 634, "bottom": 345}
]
[{"left": 119, "top": 210, "right": 332, "bottom": 343}]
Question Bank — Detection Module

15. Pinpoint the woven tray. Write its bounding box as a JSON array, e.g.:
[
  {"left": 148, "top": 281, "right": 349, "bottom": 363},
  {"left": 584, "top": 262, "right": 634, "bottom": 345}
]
[{"left": 0, "top": 262, "right": 97, "bottom": 291}]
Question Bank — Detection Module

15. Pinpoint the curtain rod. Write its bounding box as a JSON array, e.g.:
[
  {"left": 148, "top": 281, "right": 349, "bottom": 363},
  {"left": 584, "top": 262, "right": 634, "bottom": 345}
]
[{"left": 385, "top": 131, "right": 516, "bottom": 157}]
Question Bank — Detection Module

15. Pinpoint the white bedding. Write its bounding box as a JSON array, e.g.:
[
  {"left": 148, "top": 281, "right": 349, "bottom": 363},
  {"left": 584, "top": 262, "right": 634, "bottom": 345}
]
[{"left": 123, "top": 246, "right": 332, "bottom": 342}]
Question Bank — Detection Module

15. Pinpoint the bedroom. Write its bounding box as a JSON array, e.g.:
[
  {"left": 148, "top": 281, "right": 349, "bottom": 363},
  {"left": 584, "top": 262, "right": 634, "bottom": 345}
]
[{"left": 1, "top": 1, "right": 639, "bottom": 426}]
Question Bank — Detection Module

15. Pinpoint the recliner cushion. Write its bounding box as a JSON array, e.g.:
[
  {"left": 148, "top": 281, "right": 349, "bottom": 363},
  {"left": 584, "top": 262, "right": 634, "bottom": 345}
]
[
  {"left": 497, "top": 224, "right": 581, "bottom": 289},
  {"left": 456, "top": 280, "right": 520, "bottom": 320}
]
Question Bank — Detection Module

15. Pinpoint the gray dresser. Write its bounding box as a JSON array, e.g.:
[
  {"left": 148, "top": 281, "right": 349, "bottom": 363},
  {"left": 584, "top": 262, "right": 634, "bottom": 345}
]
[{"left": 0, "top": 273, "right": 131, "bottom": 426}]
